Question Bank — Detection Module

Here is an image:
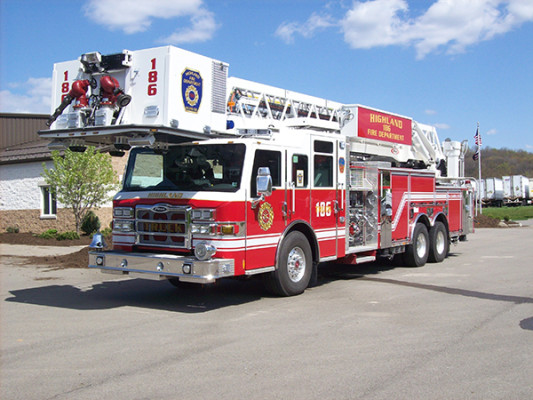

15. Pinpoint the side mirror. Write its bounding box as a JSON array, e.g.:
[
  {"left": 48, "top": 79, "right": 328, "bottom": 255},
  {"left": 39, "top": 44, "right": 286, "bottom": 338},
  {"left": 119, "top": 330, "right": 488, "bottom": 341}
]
[
  {"left": 256, "top": 167, "right": 272, "bottom": 197},
  {"left": 252, "top": 167, "right": 272, "bottom": 209}
]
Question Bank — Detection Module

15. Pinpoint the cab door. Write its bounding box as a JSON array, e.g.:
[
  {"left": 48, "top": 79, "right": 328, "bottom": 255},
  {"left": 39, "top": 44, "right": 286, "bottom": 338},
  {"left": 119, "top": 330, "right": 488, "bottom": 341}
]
[
  {"left": 310, "top": 137, "right": 340, "bottom": 260},
  {"left": 286, "top": 152, "right": 311, "bottom": 225},
  {"left": 245, "top": 148, "right": 286, "bottom": 271}
]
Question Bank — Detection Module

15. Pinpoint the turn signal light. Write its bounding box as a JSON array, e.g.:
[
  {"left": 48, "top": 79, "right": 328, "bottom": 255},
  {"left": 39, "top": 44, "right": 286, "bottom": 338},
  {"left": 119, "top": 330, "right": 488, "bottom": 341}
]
[{"left": 219, "top": 224, "right": 238, "bottom": 235}]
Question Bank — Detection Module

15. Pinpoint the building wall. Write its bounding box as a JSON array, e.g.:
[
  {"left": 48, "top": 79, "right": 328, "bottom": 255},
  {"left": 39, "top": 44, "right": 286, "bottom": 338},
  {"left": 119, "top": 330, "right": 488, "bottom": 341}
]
[
  {"left": 1, "top": 161, "right": 54, "bottom": 210},
  {"left": 0, "top": 207, "right": 112, "bottom": 234},
  {"left": 0, "top": 156, "right": 127, "bottom": 234}
]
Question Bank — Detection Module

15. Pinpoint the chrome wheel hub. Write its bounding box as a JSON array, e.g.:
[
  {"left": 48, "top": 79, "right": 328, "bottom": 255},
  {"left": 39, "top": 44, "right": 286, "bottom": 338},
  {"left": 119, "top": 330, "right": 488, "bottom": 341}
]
[
  {"left": 436, "top": 230, "right": 445, "bottom": 254},
  {"left": 416, "top": 233, "right": 427, "bottom": 259},
  {"left": 287, "top": 247, "right": 306, "bottom": 283}
]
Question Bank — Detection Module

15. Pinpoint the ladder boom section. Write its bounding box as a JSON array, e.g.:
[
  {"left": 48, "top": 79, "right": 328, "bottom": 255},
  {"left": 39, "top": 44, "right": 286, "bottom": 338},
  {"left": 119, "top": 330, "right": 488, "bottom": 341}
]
[
  {"left": 340, "top": 105, "right": 446, "bottom": 170},
  {"left": 227, "top": 77, "right": 343, "bottom": 131},
  {"left": 37, "top": 44, "right": 452, "bottom": 173}
]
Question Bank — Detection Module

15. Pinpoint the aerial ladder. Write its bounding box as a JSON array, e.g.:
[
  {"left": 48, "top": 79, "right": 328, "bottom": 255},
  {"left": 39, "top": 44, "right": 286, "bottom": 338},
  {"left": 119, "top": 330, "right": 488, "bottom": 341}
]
[{"left": 39, "top": 46, "right": 456, "bottom": 176}]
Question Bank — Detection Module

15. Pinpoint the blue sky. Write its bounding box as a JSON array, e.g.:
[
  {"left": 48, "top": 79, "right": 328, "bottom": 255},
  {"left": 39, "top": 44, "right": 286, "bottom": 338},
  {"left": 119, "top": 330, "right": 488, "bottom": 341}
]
[{"left": 1, "top": 0, "right": 532, "bottom": 151}]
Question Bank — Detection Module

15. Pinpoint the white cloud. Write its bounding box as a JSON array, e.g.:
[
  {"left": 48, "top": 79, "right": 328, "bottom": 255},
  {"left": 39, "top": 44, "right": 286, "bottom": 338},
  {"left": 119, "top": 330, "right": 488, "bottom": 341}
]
[
  {"left": 425, "top": 109, "right": 437, "bottom": 115},
  {"left": 486, "top": 129, "right": 497, "bottom": 135},
  {"left": 159, "top": 9, "right": 218, "bottom": 44},
  {"left": 278, "top": 0, "right": 533, "bottom": 58},
  {"left": 0, "top": 77, "right": 52, "bottom": 113},
  {"left": 84, "top": 0, "right": 218, "bottom": 42},
  {"left": 275, "top": 13, "right": 336, "bottom": 44},
  {"left": 434, "top": 123, "right": 450, "bottom": 130},
  {"left": 341, "top": 0, "right": 409, "bottom": 49}
]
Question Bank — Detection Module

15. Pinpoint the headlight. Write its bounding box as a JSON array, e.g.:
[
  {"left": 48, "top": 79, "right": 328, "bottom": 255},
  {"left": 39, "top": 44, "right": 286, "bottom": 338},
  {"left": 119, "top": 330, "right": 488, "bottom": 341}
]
[
  {"left": 114, "top": 207, "right": 134, "bottom": 218},
  {"left": 192, "top": 209, "right": 215, "bottom": 220},
  {"left": 191, "top": 223, "right": 216, "bottom": 235},
  {"left": 114, "top": 220, "right": 134, "bottom": 232},
  {"left": 194, "top": 242, "right": 216, "bottom": 261}
]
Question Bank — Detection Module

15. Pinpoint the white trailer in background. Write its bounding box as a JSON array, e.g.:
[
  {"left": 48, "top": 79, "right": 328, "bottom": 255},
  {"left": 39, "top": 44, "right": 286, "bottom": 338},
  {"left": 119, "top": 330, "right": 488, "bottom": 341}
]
[
  {"left": 503, "top": 175, "right": 530, "bottom": 206},
  {"left": 482, "top": 177, "right": 504, "bottom": 207},
  {"left": 503, "top": 176, "right": 512, "bottom": 204},
  {"left": 512, "top": 175, "right": 530, "bottom": 205}
]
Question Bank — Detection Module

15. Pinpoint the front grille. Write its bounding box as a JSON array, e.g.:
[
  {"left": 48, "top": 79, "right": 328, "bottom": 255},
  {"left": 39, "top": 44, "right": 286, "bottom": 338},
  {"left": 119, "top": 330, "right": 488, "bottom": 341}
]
[{"left": 136, "top": 204, "right": 191, "bottom": 249}]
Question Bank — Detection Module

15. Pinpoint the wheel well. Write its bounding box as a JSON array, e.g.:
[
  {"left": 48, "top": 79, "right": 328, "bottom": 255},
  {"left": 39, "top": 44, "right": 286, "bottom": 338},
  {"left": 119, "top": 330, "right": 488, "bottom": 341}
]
[
  {"left": 434, "top": 213, "right": 449, "bottom": 236},
  {"left": 415, "top": 214, "right": 431, "bottom": 231},
  {"left": 283, "top": 222, "right": 319, "bottom": 265}
]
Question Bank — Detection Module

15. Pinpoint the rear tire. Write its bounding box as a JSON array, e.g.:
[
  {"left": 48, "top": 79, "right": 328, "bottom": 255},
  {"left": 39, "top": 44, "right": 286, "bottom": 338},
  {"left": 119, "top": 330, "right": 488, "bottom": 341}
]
[
  {"left": 404, "top": 223, "right": 429, "bottom": 267},
  {"left": 428, "top": 221, "right": 448, "bottom": 263},
  {"left": 263, "top": 231, "right": 312, "bottom": 296}
]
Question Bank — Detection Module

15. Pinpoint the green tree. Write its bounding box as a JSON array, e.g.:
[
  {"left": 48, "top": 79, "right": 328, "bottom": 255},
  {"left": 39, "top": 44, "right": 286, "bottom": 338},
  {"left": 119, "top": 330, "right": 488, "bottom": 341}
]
[{"left": 42, "top": 147, "right": 119, "bottom": 234}]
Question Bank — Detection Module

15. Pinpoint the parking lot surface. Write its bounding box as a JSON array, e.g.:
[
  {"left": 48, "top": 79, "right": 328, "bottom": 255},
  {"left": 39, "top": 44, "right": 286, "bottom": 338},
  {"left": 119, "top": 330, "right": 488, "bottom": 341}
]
[{"left": 2, "top": 224, "right": 533, "bottom": 400}]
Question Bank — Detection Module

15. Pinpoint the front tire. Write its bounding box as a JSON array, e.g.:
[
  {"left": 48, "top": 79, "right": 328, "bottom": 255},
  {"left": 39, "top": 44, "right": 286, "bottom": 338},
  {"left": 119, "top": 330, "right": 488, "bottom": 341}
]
[
  {"left": 404, "top": 223, "right": 429, "bottom": 267},
  {"left": 264, "top": 231, "right": 312, "bottom": 296},
  {"left": 428, "top": 221, "right": 448, "bottom": 263}
]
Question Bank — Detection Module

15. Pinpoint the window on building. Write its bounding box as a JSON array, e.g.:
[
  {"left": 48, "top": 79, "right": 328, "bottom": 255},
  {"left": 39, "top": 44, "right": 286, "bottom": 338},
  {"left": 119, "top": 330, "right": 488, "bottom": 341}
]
[{"left": 41, "top": 186, "right": 57, "bottom": 217}]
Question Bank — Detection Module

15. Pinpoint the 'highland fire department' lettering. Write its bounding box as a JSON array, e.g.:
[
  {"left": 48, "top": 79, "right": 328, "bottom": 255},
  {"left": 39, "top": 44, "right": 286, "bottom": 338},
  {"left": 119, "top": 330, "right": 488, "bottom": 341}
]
[
  {"left": 358, "top": 106, "right": 412, "bottom": 145},
  {"left": 369, "top": 114, "right": 403, "bottom": 129}
]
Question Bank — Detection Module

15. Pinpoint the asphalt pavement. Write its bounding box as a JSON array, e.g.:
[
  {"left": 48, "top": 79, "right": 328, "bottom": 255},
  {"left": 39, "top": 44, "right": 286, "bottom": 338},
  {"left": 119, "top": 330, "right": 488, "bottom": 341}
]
[{"left": 1, "top": 223, "right": 532, "bottom": 400}]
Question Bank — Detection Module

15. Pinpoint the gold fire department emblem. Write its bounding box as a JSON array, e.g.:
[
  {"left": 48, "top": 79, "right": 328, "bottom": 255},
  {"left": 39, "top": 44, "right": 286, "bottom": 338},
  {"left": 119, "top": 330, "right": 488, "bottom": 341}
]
[{"left": 258, "top": 202, "right": 274, "bottom": 231}]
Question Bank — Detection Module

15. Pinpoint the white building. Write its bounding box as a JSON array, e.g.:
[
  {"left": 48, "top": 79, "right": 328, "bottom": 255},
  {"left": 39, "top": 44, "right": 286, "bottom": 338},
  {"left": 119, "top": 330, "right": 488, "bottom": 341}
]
[{"left": 0, "top": 113, "right": 124, "bottom": 233}]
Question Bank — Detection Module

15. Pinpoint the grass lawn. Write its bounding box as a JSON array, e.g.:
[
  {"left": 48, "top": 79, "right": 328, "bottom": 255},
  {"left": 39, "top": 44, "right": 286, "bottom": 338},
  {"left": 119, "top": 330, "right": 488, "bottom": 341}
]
[{"left": 480, "top": 205, "right": 533, "bottom": 221}]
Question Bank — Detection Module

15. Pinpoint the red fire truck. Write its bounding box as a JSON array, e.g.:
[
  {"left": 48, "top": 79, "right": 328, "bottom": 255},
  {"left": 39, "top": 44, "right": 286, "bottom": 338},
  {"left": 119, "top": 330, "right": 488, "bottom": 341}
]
[{"left": 39, "top": 46, "right": 474, "bottom": 296}]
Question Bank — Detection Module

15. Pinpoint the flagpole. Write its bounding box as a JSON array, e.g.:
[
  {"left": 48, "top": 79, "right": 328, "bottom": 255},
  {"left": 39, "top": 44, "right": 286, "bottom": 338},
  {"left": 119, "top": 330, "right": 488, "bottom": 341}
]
[{"left": 477, "top": 122, "right": 482, "bottom": 214}]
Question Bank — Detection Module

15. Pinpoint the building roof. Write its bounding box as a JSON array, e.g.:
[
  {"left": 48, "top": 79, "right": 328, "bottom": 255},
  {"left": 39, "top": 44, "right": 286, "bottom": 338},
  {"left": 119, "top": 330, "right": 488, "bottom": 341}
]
[
  {"left": 0, "top": 139, "right": 54, "bottom": 165},
  {"left": 0, "top": 113, "right": 52, "bottom": 165}
]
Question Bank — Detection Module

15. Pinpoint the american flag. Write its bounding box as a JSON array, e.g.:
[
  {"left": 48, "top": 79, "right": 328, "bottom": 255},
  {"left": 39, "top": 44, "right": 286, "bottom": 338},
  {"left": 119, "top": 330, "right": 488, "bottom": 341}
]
[
  {"left": 472, "top": 150, "right": 479, "bottom": 161},
  {"left": 474, "top": 128, "right": 482, "bottom": 146}
]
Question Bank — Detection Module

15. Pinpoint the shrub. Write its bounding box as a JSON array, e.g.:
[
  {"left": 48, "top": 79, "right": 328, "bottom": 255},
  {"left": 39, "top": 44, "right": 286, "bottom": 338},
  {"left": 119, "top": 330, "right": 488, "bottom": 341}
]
[
  {"left": 56, "top": 231, "right": 80, "bottom": 241},
  {"left": 6, "top": 226, "right": 20, "bottom": 233},
  {"left": 38, "top": 229, "right": 58, "bottom": 239},
  {"left": 81, "top": 211, "right": 101, "bottom": 236},
  {"left": 101, "top": 227, "right": 113, "bottom": 238}
]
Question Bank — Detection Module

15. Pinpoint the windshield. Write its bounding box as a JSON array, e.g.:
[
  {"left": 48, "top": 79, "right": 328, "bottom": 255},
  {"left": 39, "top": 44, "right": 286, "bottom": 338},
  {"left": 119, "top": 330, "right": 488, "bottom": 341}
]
[{"left": 123, "top": 143, "right": 246, "bottom": 192}]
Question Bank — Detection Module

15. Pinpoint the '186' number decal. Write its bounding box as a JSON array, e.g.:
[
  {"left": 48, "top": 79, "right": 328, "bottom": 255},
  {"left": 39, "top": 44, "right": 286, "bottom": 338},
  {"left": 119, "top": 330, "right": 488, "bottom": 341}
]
[
  {"left": 148, "top": 58, "right": 158, "bottom": 96},
  {"left": 315, "top": 201, "right": 332, "bottom": 217},
  {"left": 61, "top": 70, "right": 69, "bottom": 101}
]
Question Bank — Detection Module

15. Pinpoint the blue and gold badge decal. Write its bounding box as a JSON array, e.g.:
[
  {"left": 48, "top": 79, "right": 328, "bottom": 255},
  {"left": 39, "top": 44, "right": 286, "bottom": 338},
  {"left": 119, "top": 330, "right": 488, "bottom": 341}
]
[{"left": 182, "top": 69, "right": 202, "bottom": 113}]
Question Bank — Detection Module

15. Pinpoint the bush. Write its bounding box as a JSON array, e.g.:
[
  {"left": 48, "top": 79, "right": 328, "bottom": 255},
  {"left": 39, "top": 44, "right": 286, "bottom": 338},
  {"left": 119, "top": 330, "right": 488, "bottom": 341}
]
[
  {"left": 56, "top": 231, "right": 80, "bottom": 241},
  {"left": 6, "top": 226, "right": 19, "bottom": 233},
  {"left": 37, "top": 229, "right": 80, "bottom": 241},
  {"left": 101, "top": 227, "right": 113, "bottom": 238},
  {"left": 38, "top": 229, "right": 58, "bottom": 239},
  {"left": 81, "top": 211, "right": 101, "bottom": 236}
]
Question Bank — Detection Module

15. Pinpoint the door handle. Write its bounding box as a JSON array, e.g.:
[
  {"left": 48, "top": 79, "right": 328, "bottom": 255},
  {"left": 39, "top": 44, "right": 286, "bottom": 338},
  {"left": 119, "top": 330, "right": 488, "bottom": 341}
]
[{"left": 282, "top": 201, "right": 288, "bottom": 218}]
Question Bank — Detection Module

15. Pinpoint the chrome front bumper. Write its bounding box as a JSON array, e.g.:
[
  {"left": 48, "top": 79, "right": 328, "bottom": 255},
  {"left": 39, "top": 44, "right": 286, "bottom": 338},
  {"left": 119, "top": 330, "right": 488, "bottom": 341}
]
[{"left": 88, "top": 251, "right": 235, "bottom": 284}]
